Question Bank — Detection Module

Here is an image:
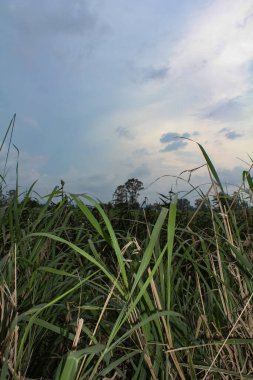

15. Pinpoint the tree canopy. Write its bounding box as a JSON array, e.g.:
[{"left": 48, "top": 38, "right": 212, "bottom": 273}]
[{"left": 113, "top": 178, "right": 144, "bottom": 207}]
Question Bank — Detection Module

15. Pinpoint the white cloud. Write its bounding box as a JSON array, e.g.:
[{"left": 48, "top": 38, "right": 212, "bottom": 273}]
[
  {"left": 115, "top": 126, "right": 135, "bottom": 140},
  {"left": 1, "top": 1, "right": 253, "bottom": 203},
  {"left": 169, "top": 0, "right": 253, "bottom": 106},
  {"left": 129, "top": 163, "right": 151, "bottom": 179},
  {"left": 200, "top": 97, "right": 246, "bottom": 122}
]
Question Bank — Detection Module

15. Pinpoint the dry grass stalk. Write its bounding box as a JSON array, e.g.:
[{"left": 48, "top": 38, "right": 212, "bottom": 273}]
[
  {"left": 72, "top": 318, "right": 84, "bottom": 350},
  {"left": 203, "top": 292, "right": 253, "bottom": 380},
  {"left": 148, "top": 267, "right": 186, "bottom": 380}
]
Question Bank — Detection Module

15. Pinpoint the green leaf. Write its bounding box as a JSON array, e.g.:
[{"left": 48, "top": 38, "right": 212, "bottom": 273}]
[
  {"left": 28, "top": 232, "right": 124, "bottom": 295},
  {"left": 197, "top": 142, "right": 224, "bottom": 192},
  {"left": 37, "top": 266, "right": 78, "bottom": 278}
]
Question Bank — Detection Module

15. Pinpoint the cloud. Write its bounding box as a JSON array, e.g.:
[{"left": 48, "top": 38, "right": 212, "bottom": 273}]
[
  {"left": 160, "top": 132, "right": 193, "bottom": 152},
  {"left": 169, "top": 0, "right": 253, "bottom": 110},
  {"left": 133, "top": 148, "right": 150, "bottom": 156},
  {"left": 225, "top": 131, "right": 243, "bottom": 140},
  {"left": 237, "top": 11, "right": 253, "bottom": 28},
  {"left": 1, "top": 0, "right": 253, "bottom": 204},
  {"left": 2, "top": 1, "right": 108, "bottom": 71},
  {"left": 219, "top": 166, "right": 245, "bottom": 186},
  {"left": 129, "top": 163, "right": 151, "bottom": 178},
  {"left": 143, "top": 66, "right": 169, "bottom": 81},
  {"left": 160, "top": 132, "right": 190, "bottom": 144},
  {"left": 130, "top": 64, "right": 169, "bottom": 84},
  {"left": 219, "top": 128, "right": 243, "bottom": 140},
  {"left": 115, "top": 126, "right": 135, "bottom": 140},
  {"left": 10, "top": 1, "right": 98, "bottom": 37},
  {"left": 201, "top": 97, "right": 246, "bottom": 122},
  {"left": 161, "top": 140, "right": 187, "bottom": 152}
]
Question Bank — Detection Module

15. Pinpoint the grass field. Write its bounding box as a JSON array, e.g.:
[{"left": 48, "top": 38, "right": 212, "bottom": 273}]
[{"left": 0, "top": 121, "right": 253, "bottom": 379}]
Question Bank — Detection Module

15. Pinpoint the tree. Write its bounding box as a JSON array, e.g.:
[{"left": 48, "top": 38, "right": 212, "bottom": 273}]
[
  {"left": 194, "top": 198, "right": 208, "bottom": 211},
  {"left": 177, "top": 198, "right": 192, "bottom": 212},
  {"left": 113, "top": 184, "right": 127, "bottom": 206},
  {"left": 7, "top": 189, "right": 16, "bottom": 202},
  {"left": 212, "top": 191, "right": 236, "bottom": 210},
  {"left": 0, "top": 185, "right": 6, "bottom": 206},
  {"left": 124, "top": 178, "right": 144, "bottom": 206},
  {"left": 113, "top": 178, "right": 144, "bottom": 207},
  {"left": 60, "top": 179, "right": 65, "bottom": 201}
]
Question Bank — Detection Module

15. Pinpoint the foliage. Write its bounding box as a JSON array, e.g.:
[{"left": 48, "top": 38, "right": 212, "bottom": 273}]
[
  {"left": 0, "top": 118, "right": 253, "bottom": 379},
  {"left": 113, "top": 178, "right": 144, "bottom": 208}
]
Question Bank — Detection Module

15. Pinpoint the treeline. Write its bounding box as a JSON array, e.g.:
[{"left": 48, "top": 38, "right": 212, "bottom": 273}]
[
  {"left": 1, "top": 178, "right": 251, "bottom": 249},
  {"left": 1, "top": 177, "right": 250, "bottom": 212}
]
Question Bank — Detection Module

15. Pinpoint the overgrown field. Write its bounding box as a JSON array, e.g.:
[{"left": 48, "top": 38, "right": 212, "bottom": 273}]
[{"left": 0, "top": 126, "right": 253, "bottom": 379}]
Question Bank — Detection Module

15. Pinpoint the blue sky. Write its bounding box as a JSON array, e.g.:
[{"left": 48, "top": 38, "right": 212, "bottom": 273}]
[{"left": 0, "top": 0, "right": 252, "bottom": 202}]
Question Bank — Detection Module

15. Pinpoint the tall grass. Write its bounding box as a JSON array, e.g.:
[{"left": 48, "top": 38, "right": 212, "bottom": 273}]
[{"left": 0, "top": 119, "right": 252, "bottom": 379}]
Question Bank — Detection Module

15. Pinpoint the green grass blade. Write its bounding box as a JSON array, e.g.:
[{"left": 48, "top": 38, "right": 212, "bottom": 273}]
[
  {"left": 74, "top": 193, "right": 129, "bottom": 289},
  {"left": 71, "top": 194, "right": 108, "bottom": 242},
  {"left": 16, "top": 271, "right": 98, "bottom": 367},
  {"left": 99, "top": 350, "right": 141, "bottom": 377},
  {"left": 197, "top": 142, "right": 224, "bottom": 191},
  {"left": 28, "top": 232, "right": 124, "bottom": 295},
  {"left": 166, "top": 195, "right": 177, "bottom": 318},
  {"left": 130, "top": 207, "right": 168, "bottom": 295}
]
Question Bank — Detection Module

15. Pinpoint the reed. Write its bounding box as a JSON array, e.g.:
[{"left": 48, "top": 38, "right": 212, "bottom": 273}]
[{"left": 0, "top": 119, "right": 252, "bottom": 379}]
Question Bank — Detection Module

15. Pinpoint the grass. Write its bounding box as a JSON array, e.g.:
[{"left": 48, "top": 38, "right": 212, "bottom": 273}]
[{"left": 0, "top": 120, "right": 253, "bottom": 379}]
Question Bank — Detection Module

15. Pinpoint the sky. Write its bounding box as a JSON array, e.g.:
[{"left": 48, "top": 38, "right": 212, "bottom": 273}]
[{"left": 0, "top": 0, "right": 253, "bottom": 203}]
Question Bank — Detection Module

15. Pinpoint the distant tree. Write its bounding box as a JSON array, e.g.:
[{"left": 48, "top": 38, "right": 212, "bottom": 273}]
[
  {"left": 7, "top": 189, "right": 16, "bottom": 202},
  {"left": 0, "top": 185, "right": 6, "bottom": 206},
  {"left": 177, "top": 198, "right": 192, "bottom": 212},
  {"left": 113, "top": 178, "right": 144, "bottom": 207},
  {"left": 124, "top": 178, "right": 144, "bottom": 206},
  {"left": 212, "top": 191, "right": 241, "bottom": 211},
  {"left": 194, "top": 198, "right": 209, "bottom": 211},
  {"left": 230, "top": 191, "right": 248, "bottom": 209},
  {"left": 60, "top": 179, "right": 65, "bottom": 201},
  {"left": 21, "top": 197, "right": 40, "bottom": 209},
  {"left": 113, "top": 184, "right": 127, "bottom": 206}
]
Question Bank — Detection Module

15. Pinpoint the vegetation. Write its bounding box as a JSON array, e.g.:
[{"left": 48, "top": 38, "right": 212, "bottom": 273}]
[
  {"left": 0, "top": 117, "right": 253, "bottom": 379},
  {"left": 113, "top": 178, "right": 144, "bottom": 208}
]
